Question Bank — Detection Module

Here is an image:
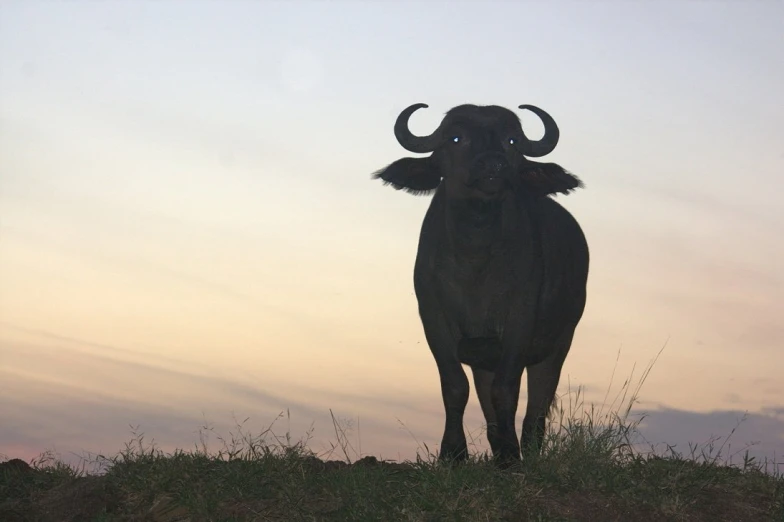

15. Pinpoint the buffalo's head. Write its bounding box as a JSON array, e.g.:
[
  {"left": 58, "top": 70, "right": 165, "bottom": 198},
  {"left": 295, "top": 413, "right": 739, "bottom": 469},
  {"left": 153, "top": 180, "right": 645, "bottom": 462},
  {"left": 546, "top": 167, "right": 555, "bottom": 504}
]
[{"left": 374, "top": 103, "right": 582, "bottom": 200}]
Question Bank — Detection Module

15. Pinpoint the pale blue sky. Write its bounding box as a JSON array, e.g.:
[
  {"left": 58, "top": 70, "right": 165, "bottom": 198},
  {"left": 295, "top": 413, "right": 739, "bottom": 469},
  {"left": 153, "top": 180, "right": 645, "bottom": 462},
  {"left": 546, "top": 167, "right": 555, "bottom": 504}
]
[{"left": 1, "top": 1, "right": 783, "bottom": 469}]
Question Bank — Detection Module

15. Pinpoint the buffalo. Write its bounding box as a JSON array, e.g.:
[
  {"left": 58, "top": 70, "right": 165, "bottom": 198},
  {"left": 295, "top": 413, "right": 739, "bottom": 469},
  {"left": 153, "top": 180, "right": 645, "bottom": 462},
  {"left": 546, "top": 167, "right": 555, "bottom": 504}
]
[{"left": 373, "top": 103, "right": 589, "bottom": 466}]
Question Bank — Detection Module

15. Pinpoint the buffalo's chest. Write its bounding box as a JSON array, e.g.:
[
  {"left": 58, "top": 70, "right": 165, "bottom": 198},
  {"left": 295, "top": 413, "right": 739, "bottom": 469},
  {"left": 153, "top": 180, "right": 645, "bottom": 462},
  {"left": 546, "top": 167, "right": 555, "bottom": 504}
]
[{"left": 432, "top": 254, "right": 520, "bottom": 338}]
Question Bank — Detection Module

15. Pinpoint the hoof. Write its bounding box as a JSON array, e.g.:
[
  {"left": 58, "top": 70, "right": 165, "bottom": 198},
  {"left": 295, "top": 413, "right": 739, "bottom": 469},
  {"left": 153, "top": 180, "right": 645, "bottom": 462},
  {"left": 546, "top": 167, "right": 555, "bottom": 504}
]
[
  {"left": 495, "top": 456, "right": 522, "bottom": 471},
  {"left": 438, "top": 445, "right": 469, "bottom": 464}
]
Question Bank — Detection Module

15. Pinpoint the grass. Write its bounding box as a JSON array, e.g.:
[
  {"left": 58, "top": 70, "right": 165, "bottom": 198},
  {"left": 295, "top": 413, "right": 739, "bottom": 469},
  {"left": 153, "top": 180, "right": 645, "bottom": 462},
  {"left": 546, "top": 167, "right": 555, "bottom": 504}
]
[{"left": 2, "top": 348, "right": 782, "bottom": 521}]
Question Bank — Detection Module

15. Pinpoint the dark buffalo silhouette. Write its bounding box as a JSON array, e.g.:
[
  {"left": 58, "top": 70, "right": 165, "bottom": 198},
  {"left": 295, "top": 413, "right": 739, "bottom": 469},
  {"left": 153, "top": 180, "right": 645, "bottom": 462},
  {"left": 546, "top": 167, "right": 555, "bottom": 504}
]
[{"left": 373, "top": 103, "right": 589, "bottom": 466}]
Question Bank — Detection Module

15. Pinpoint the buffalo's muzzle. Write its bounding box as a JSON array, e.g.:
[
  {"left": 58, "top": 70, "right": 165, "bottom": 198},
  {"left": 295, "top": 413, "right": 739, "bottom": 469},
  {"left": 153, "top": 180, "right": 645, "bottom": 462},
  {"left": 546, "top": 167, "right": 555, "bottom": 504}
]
[{"left": 468, "top": 153, "right": 511, "bottom": 194}]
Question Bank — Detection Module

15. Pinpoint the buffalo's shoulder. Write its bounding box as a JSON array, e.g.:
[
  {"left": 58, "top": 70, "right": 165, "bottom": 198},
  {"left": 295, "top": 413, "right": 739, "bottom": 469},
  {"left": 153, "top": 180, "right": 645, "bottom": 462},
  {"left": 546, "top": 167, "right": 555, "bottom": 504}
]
[
  {"left": 531, "top": 196, "right": 587, "bottom": 250},
  {"left": 528, "top": 195, "right": 589, "bottom": 286}
]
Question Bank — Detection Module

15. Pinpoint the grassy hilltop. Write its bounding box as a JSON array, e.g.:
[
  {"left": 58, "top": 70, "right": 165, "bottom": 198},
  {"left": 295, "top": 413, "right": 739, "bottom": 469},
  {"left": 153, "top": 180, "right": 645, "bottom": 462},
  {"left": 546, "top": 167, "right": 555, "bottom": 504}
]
[
  {"left": 2, "top": 360, "right": 782, "bottom": 521},
  {"left": 2, "top": 410, "right": 782, "bottom": 521}
]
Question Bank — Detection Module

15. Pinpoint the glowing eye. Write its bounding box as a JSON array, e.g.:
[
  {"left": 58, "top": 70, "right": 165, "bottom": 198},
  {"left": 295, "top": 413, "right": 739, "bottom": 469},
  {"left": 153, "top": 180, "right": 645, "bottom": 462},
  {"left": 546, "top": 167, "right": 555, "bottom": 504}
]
[
  {"left": 508, "top": 138, "right": 516, "bottom": 145},
  {"left": 452, "top": 136, "right": 460, "bottom": 143}
]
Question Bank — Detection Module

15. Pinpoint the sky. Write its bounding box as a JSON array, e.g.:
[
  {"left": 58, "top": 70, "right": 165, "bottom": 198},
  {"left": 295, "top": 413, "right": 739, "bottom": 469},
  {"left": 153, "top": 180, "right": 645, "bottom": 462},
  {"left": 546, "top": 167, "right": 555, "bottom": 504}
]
[{"left": 1, "top": 1, "right": 783, "bottom": 472}]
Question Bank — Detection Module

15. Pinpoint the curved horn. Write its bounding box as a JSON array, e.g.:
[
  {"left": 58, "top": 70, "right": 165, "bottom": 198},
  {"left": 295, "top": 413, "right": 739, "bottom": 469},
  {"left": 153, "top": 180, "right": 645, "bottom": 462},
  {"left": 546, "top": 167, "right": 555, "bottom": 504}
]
[
  {"left": 394, "top": 103, "right": 444, "bottom": 154},
  {"left": 517, "top": 105, "right": 560, "bottom": 157}
]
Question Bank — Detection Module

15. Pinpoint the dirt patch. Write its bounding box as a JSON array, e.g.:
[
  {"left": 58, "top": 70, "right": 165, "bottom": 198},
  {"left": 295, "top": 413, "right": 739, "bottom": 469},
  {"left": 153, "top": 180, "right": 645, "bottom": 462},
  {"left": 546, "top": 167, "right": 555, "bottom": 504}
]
[
  {"left": 0, "top": 464, "right": 117, "bottom": 522},
  {"left": 0, "top": 459, "right": 33, "bottom": 475},
  {"left": 32, "top": 475, "right": 118, "bottom": 521},
  {"left": 298, "top": 454, "right": 415, "bottom": 474}
]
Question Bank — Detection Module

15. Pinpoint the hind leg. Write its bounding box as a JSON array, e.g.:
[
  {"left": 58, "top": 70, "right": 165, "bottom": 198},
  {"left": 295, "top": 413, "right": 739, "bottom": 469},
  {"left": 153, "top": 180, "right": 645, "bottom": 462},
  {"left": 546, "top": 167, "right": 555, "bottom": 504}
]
[
  {"left": 521, "top": 329, "right": 575, "bottom": 456},
  {"left": 471, "top": 367, "right": 501, "bottom": 456}
]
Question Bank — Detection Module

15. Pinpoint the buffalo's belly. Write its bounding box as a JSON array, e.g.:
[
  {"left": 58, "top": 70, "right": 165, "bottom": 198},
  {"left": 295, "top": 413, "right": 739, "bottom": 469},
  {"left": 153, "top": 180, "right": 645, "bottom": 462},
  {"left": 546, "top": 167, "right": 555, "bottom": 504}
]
[
  {"left": 424, "top": 269, "right": 578, "bottom": 369},
  {"left": 457, "top": 337, "right": 502, "bottom": 371},
  {"left": 453, "top": 293, "right": 505, "bottom": 370}
]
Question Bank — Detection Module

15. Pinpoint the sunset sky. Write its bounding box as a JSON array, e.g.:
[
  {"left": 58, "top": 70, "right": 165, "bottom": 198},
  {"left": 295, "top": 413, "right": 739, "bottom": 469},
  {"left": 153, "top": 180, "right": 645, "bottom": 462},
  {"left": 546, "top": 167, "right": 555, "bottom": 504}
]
[{"left": 1, "top": 1, "right": 782, "bottom": 470}]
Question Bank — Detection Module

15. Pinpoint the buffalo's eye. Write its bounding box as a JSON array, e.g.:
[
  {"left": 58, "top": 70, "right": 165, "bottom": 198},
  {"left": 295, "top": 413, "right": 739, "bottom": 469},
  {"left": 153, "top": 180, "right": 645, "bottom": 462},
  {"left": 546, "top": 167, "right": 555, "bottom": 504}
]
[
  {"left": 451, "top": 136, "right": 461, "bottom": 144},
  {"left": 508, "top": 138, "right": 516, "bottom": 145}
]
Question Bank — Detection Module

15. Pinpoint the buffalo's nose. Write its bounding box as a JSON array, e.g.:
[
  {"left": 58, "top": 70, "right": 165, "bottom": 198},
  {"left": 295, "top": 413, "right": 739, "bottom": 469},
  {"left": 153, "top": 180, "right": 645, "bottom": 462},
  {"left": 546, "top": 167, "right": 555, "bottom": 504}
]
[{"left": 474, "top": 155, "right": 509, "bottom": 177}]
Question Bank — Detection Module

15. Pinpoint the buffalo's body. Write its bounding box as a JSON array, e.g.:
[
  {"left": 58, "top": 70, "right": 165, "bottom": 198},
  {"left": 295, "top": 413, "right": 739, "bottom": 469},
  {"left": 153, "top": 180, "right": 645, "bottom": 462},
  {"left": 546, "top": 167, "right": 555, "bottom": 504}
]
[{"left": 374, "top": 103, "right": 589, "bottom": 465}]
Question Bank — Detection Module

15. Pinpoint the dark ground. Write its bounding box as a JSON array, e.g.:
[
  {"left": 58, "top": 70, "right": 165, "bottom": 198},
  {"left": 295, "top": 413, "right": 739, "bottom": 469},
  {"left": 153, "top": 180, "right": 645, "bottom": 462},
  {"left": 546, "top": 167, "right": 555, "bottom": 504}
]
[{"left": 2, "top": 450, "right": 782, "bottom": 521}]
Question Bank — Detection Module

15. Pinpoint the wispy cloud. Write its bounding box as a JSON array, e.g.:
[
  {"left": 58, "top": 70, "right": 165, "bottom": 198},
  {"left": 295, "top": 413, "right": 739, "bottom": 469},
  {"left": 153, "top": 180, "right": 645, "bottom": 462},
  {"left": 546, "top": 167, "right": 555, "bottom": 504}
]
[{"left": 635, "top": 406, "right": 784, "bottom": 472}]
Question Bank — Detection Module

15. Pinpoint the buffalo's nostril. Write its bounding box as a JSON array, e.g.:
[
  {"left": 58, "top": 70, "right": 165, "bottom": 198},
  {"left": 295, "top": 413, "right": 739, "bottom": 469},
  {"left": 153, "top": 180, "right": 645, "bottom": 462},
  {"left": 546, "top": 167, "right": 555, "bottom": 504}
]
[
  {"left": 487, "top": 160, "right": 506, "bottom": 175},
  {"left": 475, "top": 156, "right": 509, "bottom": 177}
]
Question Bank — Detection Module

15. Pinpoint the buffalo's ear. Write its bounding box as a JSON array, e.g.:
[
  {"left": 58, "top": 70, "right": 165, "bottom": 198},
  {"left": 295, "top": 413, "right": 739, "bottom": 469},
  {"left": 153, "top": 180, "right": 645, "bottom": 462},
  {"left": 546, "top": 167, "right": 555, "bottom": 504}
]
[
  {"left": 372, "top": 157, "right": 441, "bottom": 195},
  {"left": 519, "top": 161, "right": 584, "bottom": 197}
]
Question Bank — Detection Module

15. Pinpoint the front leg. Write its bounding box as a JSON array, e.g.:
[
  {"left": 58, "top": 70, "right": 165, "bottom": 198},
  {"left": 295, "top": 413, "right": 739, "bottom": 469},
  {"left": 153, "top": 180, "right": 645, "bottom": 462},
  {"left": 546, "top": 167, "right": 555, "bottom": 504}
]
[
  {"left": 418, "top": 302, "right": 469, "bottom": 462},
  {"left": 435, "top": 356, "right": 470, "bottom": 462}
]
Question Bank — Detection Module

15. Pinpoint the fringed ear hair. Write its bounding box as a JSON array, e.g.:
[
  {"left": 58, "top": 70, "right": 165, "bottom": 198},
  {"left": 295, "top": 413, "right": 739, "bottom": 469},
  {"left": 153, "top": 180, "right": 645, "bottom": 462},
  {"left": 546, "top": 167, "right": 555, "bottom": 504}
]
[
  {"left": 372, "top": 157, "right": 442, "bottom": 195},
  {"left": 518, "top": 161, "right": 583, "bottom": 197}
]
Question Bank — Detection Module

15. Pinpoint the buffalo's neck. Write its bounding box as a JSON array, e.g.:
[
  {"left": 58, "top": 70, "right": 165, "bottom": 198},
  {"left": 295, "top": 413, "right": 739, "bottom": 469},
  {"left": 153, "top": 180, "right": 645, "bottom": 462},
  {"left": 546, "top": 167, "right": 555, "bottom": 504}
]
[{"left": 443, "top": 194, "right": 527, "bottom": 258}]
